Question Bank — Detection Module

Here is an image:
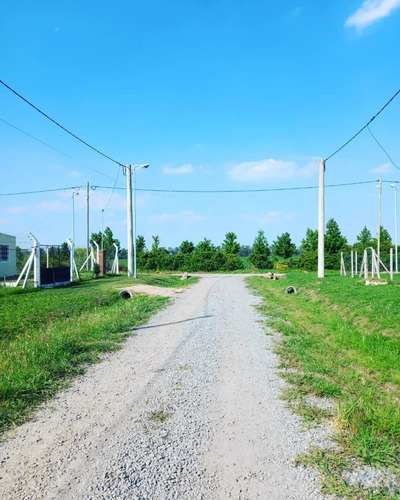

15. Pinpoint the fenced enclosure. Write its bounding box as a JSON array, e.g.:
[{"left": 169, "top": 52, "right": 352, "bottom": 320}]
[{"left": 341, "top": 246, "right": 395, "bottom": 281}]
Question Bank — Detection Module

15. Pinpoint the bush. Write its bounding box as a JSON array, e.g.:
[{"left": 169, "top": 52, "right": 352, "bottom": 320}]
[{"left": 274, "top": 260, "right": 289, "bottom": 272}]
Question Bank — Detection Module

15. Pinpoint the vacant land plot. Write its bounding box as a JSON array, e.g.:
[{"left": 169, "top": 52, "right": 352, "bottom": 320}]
[{"left": 249, "top": 272, "right": 400, "bottom": 498}]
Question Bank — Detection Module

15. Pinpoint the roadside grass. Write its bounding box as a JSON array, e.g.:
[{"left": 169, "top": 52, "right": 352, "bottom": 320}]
[
  {"left": 248, "top": 272, "right": 400, "bottom": 498},
  {"left": 0, "top": 273, "right": 195, "bottom": 435}
]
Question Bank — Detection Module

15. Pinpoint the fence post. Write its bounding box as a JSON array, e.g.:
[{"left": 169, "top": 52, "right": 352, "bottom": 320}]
[
  {"left": 364, "top": 249, "right": 368, "bottom": 279},
  {"left": 351, "top": 250, "right": 354, "bottom": 278},
  {"left": 390, "top": 248, "right": 394, "bottom": 281}
]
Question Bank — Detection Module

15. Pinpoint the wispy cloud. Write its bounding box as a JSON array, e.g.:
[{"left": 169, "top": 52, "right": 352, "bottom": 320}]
[
  {"left": 0, "top": 217, "right": 9, "bottom": 224},
  {"left": 68, "top": 170, "right": 82, "bottom": 177},
  {"left": 369, "top": 162, "right": 392, "bottom": 174},
  {"left": 148, "top": 211, "right": 205, "bottom": 224},
  {"left": 345, "top": 0, "right": 400, "bottom": 29},
  {"left": 243, "top": 212, "right": 295, "bottom": 225},
  {"left": 6, "top": 206, "right": 29, "bottom": 214},
  {"left": 163, "top": 164, "right": 195, "bottom": 175},
  {"left": 228, "top": 158, "right": 317, "bottom": 182}
]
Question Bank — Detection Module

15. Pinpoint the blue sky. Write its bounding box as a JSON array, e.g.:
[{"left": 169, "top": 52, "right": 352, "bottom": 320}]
[{"left": 1, "top": 0, "right": 400, "bottom": 251}]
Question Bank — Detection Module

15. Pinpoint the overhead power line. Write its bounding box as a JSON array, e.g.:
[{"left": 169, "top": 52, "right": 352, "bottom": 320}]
[
  {"left": 0, "top": 186, "right": 84, "bottom": 196},
  {"left": 325, "top": 88, "right": 400, "bottom": 162},
  {"left": 0, "top": 118, "right": 121, "bottom": 182},
  {"left": 91, "top": 180, "right": 380, "bottom": 194},
  {"left": 367, "top": 125, "right": 400, "bottom": 171},
  {"left": 0, "top": 79, "right": 125, "bottom": 168}
]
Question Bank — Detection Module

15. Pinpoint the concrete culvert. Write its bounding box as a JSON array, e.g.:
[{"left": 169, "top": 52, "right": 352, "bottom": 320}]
[
  {"left": 285, "top": 286, "right": 297, "bottom": 294},
  {"left": 119, "top": 290, "right": 133, "bottom": 299}
]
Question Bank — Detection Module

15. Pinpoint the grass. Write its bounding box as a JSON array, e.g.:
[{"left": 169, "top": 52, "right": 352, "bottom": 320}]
[
  {"left": 0, "top": 273, "right": 196, "bottom": 435},
  {"left": 147, "top": 410, "right": 172, "bottom": 423},
  {"left": 248, "top": 271, "right": 400, "bottom": 498}
]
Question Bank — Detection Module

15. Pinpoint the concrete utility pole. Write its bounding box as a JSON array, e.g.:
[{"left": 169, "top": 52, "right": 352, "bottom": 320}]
[
  {"left": 318, "top": 159, "right": 325, "bottom": 278},
  {"left": 86, "top": 181, "right": 90, "bottom": 271},
  {"left": 126, "top": 165, "right": 134, "bottom": 277},
  {"left": 126, "top": 164, "right": 149, "bottom": 278},
  {"left": 391, "top": 183, "right": 398, "bottom": 272},
  {"left": 377, "top": 175, "right": 382, "bottom": 261}
]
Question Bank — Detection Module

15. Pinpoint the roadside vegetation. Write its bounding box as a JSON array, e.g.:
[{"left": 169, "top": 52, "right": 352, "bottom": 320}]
[
  {"left": 249, "top": 272, "right": 400, "bottom": 498},
  {"left": 0, "top": 273, "right": 196, "bottom": 435},
  {"left": 16, "top": 219, "right": 395, "bottom": 276}
]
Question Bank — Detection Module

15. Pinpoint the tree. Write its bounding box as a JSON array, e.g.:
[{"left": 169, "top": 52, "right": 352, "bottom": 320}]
[
  {"left": 325, "top": 218, "right": 349, "bottom": 269},
  {"left": 179, "top": 240, "right": 195, "bottom": 254},
  {"left": 301, "top": 228, "right": 318, "bottom": 253},
  {"left": 249, "top": 230, "right": 271, "bottom": 269},
  {"left": 136, "top": 235, "right": 146, "bottom": 254},
  {"left": 190, "top": 238, "right": 220, "bottom": 272},
  {"left": 354, "top": 227, "right": 373, "bottom": 253},
  {"left": 221, "top": 232, "right": 243, "bottom": 270},
  {"left": 239, "top": 245, "right": 252, "bottom": 257},
  {"left": 273, "top": 232, "right": 297, "bottom": 259},
  {"left": 91, "top": 226, "right": 120, "bottom": 250},
  {"left": 372, "top": 226, "right": 392, "bottom": 253},
  {"left": 222, "top": 232, "right": 240, "bottom": 255}
]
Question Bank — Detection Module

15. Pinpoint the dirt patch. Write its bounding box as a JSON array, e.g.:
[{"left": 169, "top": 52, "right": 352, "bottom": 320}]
[{"left": 116, "top": 284, "right": 184, "bottom": 297}]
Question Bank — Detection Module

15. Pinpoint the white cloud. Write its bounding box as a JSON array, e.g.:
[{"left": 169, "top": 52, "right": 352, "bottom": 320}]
[
  {"left": 163, "top": 164, "right": 195, "bottom": 175},
  {"left": 243, "top": 212, "right": 295, "bottom": 225},
  {"left": 148, "top": 211, "right": 205, "bottom": 224},
  {"left": 370, "top": 162, "right": 392, "bottom": 173},
  {"left": 0, "top": 217, "right": 9, "bottom": 224},
  {"left": 68, "top": 170, "right": 82, "bottom": 177},
  {"left": 228, "top": 158, "right": 318, "bottom": 182},
  {"left": 6, "top": 206, "right": 29, "bottom": 214},
  {"left": 345, "top": 0, "right": 400, "bottom": 29}
]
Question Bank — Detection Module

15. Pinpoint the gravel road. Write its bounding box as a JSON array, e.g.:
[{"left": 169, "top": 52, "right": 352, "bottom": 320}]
[{"left": 0, "top": 274, "right": 331, "bottom": 499}]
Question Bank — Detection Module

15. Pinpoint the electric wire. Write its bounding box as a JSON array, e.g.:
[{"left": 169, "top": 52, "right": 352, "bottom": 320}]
[
  {"left": 91, "top": 179, "right": 380, "bottom": 194},
  {"left": 367, "top": 125, "right": 400, "bottom": 171},
  {"left": 0, "top": 118, "right": 121, "bottom": 182},
  {"left": 325, "top": 88, "right": 400, "bottom": 162},
  {"left": 0, "top": 79, "right": 126, "bottom": 168},
  {"left": 102, "top": 165, "right": 121, "bottom": 211},
  {"left": 0, "top": 186, "right": 85, "bottom": 197}
]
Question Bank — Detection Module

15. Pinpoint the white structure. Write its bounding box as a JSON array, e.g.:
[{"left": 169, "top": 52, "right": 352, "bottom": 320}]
[
  {"left": 0, "top": 232, "right": 16, "bottom": 278},
  {"left": 111, "top": 243, "right": 119, "bottom": 274}
]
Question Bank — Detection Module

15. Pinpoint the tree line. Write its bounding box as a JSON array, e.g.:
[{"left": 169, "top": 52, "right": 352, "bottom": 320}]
[
  {"left": 91, "top": 219, "right": 395, "bottom": 272},
  {"left": 15, "top": 219, "right": 394, "bottom": 273}
]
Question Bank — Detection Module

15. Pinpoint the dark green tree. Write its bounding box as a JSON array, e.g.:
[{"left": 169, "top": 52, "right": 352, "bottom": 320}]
[
  {"left": 325, "top": 218, "right": 349, "bottom": 269},
  {"left": 354, "top": 227, "right": 373, "bottom": 252},
  {"left": 179, "top": 240, "right": 195, "bottom": 254},
  {"left": 372, "top": 226, "right": 392, "bottom": 253},
  {"left": 273, "top": 232, "right": 297, "bottom": 259},
  {"left": 136, "top": 235, "right": 146, "bottom": 254},
  {"left": 222, "top": 232, "right": 240, "bottom": 255},
  {"left": 239, "top": 245, "right": 252, "bottom": 257},
  {"left": 301, "top": 228, "right": 318, "bottom": 253},
  {"left": 221, "top": 232, "right": 243, "bottom": 270},
  {"left": 249, "top": 230, "right": 271, "bottom": 269},
  {"left": 91, "top": 226, "right": 120, "bottom": 250}
]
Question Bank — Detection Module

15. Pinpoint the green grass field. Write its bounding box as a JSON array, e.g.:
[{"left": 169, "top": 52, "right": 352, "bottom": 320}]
[
  {"left": 0, "top": 273, "right": 197, "bottom": 435},
  {"left": 248, "top": 272, "right": 400, "bottom": 499}
]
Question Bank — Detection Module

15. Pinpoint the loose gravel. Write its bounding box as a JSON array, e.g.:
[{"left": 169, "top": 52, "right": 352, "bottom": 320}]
[{"left": 0, "top": 275, "right": 333, "bottom": 499}]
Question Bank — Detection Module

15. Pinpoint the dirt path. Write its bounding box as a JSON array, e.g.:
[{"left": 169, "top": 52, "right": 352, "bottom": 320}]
[{"left": 0, "top": 275, "right": 330, "bottom": 499}]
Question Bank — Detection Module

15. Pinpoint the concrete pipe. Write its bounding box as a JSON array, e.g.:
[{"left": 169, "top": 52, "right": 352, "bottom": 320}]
[
  {"left": 285, "top": 286, "right": 297, "bottom": 294},
  {"left": 119, "top": 290, "right": 133, "bottom": 299}
]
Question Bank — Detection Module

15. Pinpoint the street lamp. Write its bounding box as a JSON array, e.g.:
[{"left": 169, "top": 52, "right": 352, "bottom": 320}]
[
  {"left": 391, "top": 183, "right": 398, "bottom": 272},
  {"left": 126, "top": 164, "right": 149, "bottom": 278}
]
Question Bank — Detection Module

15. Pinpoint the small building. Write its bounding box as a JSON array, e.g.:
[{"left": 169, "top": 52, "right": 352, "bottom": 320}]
[{"left": 0, "top": 232, "right": 17, "bottom": 278}]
